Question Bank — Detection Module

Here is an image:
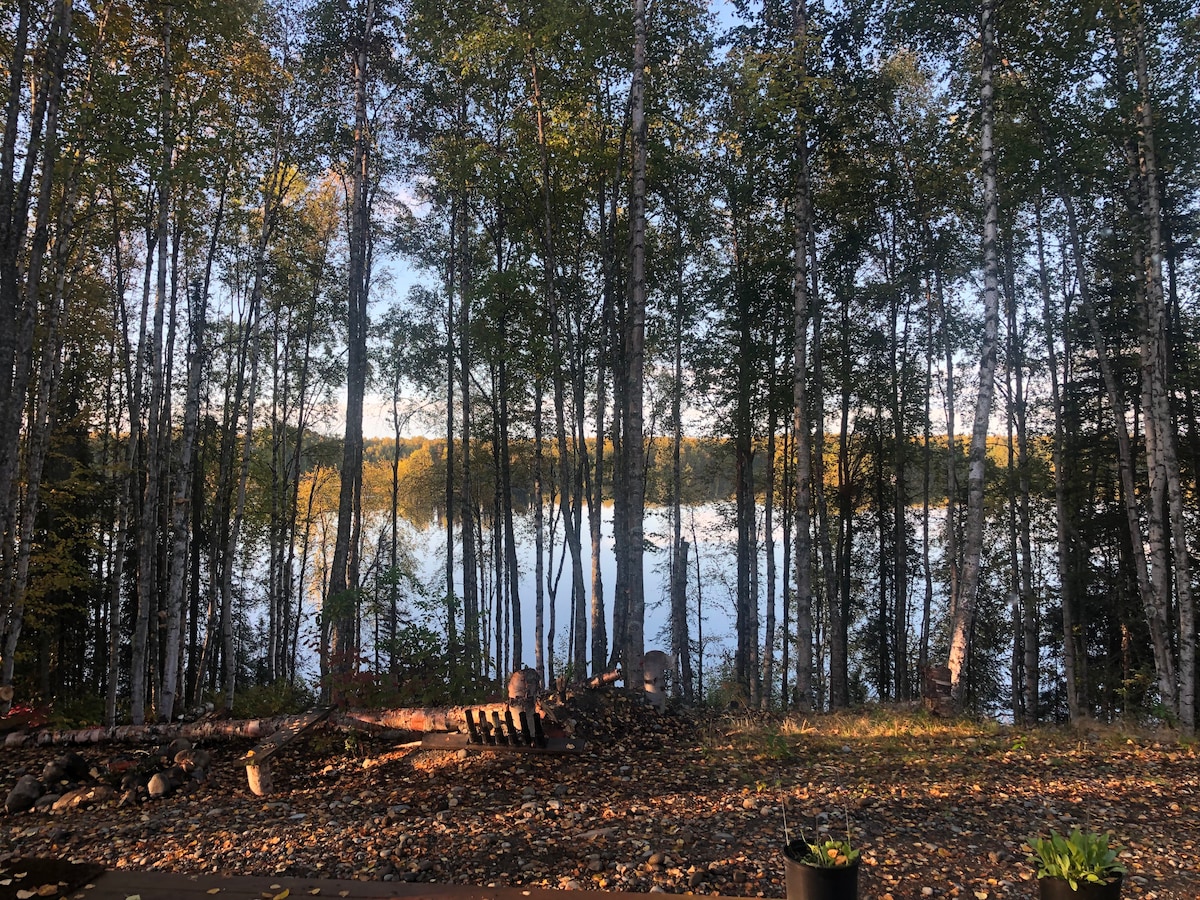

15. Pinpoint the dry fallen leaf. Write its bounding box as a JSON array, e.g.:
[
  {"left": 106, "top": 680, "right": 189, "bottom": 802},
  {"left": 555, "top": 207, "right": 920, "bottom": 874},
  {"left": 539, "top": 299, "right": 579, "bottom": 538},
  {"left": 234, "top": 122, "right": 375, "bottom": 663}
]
[
  {"left": 207, "top": 890, "right": 221, "bottom": 895},
  {"left": 16, "top": 891, "right": 35, "bottom": 900},
  {"left": 272, "top": 891, "right": 290, "bottom": 900}
]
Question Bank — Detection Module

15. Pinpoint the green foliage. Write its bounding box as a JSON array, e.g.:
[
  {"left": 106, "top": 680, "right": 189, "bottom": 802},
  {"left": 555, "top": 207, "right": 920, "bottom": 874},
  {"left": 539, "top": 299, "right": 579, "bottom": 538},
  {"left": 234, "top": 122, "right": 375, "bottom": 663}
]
[
  {"left": 230, "top": 679, "right": 319, "bottom": 718},
  {"left": 785, "top": 838, "right": 860, "bottom": 868},
  {"left": 1027, "top": 829, "right": 1126, "bottom": 891},
  {"left": 48, "top": 693, "right": 106, "bottom": 729},
  {"left": 760, "top": 727, "right": 792, "bottom": 761}
]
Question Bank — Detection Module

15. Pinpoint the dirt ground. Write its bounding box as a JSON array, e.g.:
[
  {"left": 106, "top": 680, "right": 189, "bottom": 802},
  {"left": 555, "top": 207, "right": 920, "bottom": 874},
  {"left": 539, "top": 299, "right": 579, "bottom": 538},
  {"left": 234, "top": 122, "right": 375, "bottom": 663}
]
[{"left": 1, "top": 697, "right": 1197, "bottom": 899}]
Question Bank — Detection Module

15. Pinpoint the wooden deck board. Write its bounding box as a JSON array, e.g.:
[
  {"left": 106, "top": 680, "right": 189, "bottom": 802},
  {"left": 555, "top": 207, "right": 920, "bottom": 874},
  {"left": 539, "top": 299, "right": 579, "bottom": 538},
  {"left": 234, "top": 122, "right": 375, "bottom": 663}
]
[{"left": 69, "top": 869, "right": 738, "bottom": 900}]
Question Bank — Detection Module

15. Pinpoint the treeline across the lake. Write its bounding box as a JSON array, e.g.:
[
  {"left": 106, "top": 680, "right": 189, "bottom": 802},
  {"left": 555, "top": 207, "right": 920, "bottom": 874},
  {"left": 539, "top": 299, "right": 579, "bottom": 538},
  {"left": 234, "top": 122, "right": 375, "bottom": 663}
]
[
  {"left": 358, "top": 434, "right": 1024, "bottom": 518},
  {"left": 0, "top": 0, "right": 1197, "bottom": 731}
]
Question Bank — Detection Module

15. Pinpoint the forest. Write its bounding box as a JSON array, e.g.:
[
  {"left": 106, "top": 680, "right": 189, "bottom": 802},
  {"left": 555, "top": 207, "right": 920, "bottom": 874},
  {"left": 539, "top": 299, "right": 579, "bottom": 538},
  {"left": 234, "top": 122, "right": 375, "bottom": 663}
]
[{"left": 0, "top": 0, "right": 1196, "bottom": 734}]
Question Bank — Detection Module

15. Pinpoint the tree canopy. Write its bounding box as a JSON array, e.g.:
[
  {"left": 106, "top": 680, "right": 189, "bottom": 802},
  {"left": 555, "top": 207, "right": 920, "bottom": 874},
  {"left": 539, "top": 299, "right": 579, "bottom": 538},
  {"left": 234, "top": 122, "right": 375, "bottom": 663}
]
[{"left": 0, "top": 0, "right": 1197, "bottom": 731}]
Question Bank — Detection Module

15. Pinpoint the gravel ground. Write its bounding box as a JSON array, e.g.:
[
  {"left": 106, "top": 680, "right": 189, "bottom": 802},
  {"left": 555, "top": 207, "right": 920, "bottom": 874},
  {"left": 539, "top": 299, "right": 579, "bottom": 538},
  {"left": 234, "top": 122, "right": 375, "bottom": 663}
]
[{"left": 1, "top": 697, "right": 1198, "bottom": 900}]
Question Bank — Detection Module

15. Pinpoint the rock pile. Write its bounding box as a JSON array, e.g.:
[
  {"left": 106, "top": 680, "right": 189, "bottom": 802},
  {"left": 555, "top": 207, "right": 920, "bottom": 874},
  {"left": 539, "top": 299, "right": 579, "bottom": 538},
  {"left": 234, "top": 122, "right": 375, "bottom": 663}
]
[{"left": 3, "top": 739, "right": 213, "bottom": 814}]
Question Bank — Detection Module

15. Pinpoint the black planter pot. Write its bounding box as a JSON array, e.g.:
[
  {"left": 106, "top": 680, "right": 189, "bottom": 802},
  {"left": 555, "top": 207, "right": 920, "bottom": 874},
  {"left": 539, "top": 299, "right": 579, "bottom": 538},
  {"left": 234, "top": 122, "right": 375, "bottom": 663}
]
[
  {"left": 1037, "top": 874, "right": 1123, "bottom": 900},
  {"left": 783, "top": 841, "right": 860, "bottom": 900}
]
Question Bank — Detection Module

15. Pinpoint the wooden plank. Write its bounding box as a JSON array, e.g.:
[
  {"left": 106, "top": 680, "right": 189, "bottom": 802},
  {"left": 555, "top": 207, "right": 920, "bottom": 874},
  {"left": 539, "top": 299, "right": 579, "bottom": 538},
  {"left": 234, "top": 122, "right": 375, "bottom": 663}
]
[
  {"left": 235, "top": 707, "right": 333, "bottom": 767},
  {"left": 419, "top": 732, "right": 584, "bottom": 754},
  {"left": 76, "top": 869, "right": 752, "bottom": 900}
]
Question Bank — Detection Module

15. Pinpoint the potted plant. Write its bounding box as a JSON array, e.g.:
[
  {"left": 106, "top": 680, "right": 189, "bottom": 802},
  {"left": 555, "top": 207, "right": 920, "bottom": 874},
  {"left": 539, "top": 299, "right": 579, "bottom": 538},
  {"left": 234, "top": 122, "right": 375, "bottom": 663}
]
[
  {"left": 1028, "top": 828, "right": 1126, "bottom": 899},
  {"left": 783, "top": 835, "right": 861, "bottom": 900}
]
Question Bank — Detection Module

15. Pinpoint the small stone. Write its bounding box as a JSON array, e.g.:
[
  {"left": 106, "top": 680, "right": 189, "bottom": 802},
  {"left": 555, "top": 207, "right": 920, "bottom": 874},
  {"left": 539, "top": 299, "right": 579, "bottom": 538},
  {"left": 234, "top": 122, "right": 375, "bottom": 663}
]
[{"left": 5, "top": 774, "right": 43, "bottom": 813}]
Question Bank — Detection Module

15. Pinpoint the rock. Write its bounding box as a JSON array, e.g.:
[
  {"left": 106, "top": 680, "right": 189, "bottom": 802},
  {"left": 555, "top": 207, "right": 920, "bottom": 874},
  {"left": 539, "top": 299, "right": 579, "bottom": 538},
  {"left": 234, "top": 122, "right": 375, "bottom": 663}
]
[
  {"left": 175, "top": 747, "right": 212, "bottom": 779},
  {"left": 148, "top": 766, "right": 185, "bottom": 799},
  {"left": 34, "top": 793, "right": 61, "bottom": 810},
  {"left": 577, "top": 827, "right": 617, "bottom": 841},
  {"left": 6, "top": 773, "right": 44, "bottom": 813},
  {"left": 53, "top": 787, "right": 89, "bottom": 811},
  {"left": 43, "top": 751, "right": 90, "bottom": 785},
  {"left": 54, "top": 784, "right": 117, "bottom": 810},
  {"left": 166, "top": 737, "right": 192, "bottom": 758}
]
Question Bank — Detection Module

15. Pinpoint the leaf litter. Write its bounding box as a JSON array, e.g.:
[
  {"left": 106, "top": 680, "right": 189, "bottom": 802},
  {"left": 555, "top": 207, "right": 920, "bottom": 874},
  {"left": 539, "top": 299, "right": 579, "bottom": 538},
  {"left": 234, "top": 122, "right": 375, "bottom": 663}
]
[{"left": 0, "top": 698, "right": 1196, "bottom": 899}]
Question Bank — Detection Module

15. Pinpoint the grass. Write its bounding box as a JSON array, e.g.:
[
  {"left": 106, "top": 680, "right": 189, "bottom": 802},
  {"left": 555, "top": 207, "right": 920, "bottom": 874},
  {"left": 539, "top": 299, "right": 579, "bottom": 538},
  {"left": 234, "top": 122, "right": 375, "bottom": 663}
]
[{"left": 702, "top": 705, "right": 1198, "bottom": 766}]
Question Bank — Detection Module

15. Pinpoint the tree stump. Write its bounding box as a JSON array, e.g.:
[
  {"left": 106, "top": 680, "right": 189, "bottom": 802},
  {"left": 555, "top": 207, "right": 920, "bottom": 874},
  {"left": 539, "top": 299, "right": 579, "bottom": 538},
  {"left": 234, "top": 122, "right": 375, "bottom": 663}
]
[{"left": 643, "top": 650, "right": 670, "bottom": 713}]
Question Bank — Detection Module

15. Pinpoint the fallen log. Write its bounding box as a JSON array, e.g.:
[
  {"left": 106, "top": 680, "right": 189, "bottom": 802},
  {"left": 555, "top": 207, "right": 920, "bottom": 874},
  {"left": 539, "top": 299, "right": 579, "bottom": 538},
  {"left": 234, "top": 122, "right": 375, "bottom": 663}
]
[
  {"left": 3, "top": 716, "right": 293, "bottom": 748},
  {"left": 3, "top": 702, "right": 565, "bottom": 748},
  {"left": 585, "top": 667, "right": 622, "bottom": 689}
]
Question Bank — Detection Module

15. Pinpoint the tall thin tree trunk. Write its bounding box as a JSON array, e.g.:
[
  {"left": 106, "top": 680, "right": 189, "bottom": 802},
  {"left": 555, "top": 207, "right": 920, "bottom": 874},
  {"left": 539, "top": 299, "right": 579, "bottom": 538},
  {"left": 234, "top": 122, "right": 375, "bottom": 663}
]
[
  {"left": 161, "top": 141, "right": 239, "bottom": 720},
  {"left": 668, "top": 237, "right": 691, "bottom": 702},
  {"left": 1048, "top": 159, "right": 1167, "bottom": 713},
  {"left": 948, "top": 0, "right": 1003, "bottom": 710},
  {"left": 131, "top": 9, "right": 174, "bottom": 724},
  {"left": 790, "top": 0, "right": 814, "bottom": 712},
  {"left": 0, "top": 0, "right": 73, "bottom": 712},
  {"left": 1132, "top": 12, "right": 1194, "bottom": 733},
  {"left": 919, "top": 275, "right": 934, "bottom": 678},
  {"left": 327, "top": 0, "right": 376, "bottom": 698},
  {"left": 529, "top": 57, "right": 586, "bottom": 679},
  {"left": 1035, "top": 196, "right": 1080, "bottom": 720},
  {"left": 620, "top": 0, "right": 649, "bottom": 692}
]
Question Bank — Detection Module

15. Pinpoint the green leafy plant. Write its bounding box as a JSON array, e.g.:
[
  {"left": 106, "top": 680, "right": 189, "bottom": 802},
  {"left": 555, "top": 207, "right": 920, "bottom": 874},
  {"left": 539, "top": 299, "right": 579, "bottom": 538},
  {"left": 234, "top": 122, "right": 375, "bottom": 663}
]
[
  {"left": 783, "top": 802, "right": 860, "bottom": 868},
  {"left": 1028, "top": 828, "right": 1126, "bottom": 891},
  {"left": 785, "top": 837, "right": 860, "bottom": 868}
]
